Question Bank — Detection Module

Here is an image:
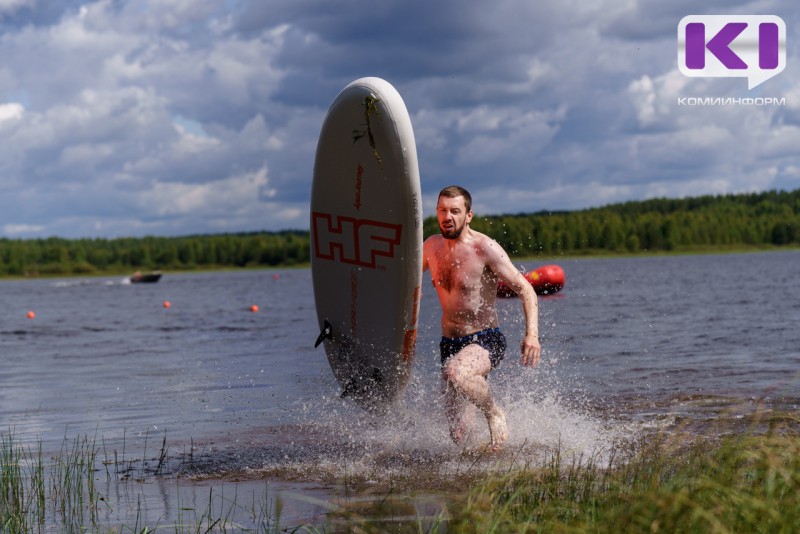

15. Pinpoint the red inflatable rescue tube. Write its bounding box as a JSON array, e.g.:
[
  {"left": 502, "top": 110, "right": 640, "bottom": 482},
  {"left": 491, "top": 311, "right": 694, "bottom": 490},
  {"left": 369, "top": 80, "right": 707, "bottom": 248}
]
[{"left": 497, "top": 264, "right": 566, "bottom": 297}]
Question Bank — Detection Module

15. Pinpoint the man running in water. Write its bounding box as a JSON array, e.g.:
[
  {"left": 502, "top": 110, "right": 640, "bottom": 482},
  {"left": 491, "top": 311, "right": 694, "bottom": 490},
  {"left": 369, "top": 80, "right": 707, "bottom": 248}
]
[{"left": 422, "top": 186, "right": 541, "bottom": 450}]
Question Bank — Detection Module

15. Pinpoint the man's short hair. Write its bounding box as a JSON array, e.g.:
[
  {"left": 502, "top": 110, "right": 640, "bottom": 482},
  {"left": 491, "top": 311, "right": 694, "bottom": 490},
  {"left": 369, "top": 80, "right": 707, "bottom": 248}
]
[{"left": 438, "top": 185, "right": 472, "bottom": 212}]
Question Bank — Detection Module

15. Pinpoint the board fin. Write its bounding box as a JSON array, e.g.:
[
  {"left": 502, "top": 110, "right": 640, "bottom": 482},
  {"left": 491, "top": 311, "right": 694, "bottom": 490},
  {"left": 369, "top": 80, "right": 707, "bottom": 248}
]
[{"left": 314, "top": 320, "right": 333, "bottom": 348}]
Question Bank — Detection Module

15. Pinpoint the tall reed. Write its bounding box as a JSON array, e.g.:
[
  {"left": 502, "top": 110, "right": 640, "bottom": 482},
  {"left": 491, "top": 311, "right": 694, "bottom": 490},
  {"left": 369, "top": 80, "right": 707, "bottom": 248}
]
[
  {"left": 0, "top": 429, "right": 291, "bottom": 532},
  {"left": 0, "top": 432, "right": 45, "bottom": 531}
]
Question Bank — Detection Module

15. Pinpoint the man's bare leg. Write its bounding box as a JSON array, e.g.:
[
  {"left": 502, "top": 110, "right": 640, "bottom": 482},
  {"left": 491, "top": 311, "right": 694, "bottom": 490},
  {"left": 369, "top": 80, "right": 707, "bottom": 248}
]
[{"left": 442, "top": 345, "right": 508, "bottom": 450}]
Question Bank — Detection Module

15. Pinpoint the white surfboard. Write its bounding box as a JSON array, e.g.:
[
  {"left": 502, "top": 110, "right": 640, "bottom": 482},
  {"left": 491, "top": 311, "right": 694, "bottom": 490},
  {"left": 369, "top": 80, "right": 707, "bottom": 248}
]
[{"left": 311, "top": 77, "right": 423, "bottom": 411}]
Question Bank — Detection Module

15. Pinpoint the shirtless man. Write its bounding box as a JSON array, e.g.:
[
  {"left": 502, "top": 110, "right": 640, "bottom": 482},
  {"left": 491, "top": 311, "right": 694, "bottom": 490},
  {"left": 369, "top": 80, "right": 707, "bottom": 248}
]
[{"left": 422, "top": 186, "right": 541, "bottom": 450}]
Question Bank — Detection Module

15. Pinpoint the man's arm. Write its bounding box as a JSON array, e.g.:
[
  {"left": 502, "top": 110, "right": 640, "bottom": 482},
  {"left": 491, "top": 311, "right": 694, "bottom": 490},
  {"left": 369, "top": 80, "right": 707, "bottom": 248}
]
[
  {"left": 484, "top": 240, "right": 541, "bottom": 367},
  {"left": 514, "top": 281, "right": 541, "bottom": 367}
]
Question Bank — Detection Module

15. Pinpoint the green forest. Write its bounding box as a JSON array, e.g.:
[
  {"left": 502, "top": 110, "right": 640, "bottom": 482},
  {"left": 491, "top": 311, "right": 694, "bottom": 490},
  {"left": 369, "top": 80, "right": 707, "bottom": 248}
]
[{"left": 2, "top": 189, "right": 799, "bottom": 277}]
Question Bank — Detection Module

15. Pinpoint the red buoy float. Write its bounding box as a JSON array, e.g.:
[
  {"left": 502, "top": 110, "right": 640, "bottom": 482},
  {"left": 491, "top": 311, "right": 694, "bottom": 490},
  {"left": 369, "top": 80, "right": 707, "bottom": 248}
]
[{"left": 497, "top": 264, "right": 566, "bottom": 297}]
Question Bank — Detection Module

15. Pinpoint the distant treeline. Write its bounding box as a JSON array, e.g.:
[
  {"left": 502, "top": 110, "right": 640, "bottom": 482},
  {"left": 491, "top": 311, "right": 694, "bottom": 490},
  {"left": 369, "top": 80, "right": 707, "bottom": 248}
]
[
  {"left": 0, "top": 231, "right": 310, "bottom": 277},
  {"left": 2, "top": 189, "right": 799, "bottom": 276},
  {"left": 455, "top": 188, "right": 800, "bottom": 256}
]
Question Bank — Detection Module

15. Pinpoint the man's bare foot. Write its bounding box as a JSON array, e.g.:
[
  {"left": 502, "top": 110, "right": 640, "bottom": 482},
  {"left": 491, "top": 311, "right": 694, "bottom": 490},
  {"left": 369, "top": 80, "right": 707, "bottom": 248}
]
[
  {"left": 449, "top": 406, "right": 475, "bottom": 444},
  {"left": 487, "top": 407, "right": 508, "bottom": 451},
  {"left": 450, "top": 424, "right": 466, "bottom": 444}
]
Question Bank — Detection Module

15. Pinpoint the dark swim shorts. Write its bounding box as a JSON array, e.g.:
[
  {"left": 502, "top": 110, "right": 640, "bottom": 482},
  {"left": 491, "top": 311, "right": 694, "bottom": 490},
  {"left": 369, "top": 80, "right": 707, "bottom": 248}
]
[{"left": 440, "top": 328, "right": 507, "bottom": 369}]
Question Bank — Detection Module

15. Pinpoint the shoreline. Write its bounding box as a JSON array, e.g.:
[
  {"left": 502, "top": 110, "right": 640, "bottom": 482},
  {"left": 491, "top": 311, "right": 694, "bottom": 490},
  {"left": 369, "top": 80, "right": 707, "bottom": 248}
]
[
  {"left": 2, "top": 244, "right": 798, "bottom": 281},
  {"left": 2, "top": 407, "right": 796, "bottom": 531}
]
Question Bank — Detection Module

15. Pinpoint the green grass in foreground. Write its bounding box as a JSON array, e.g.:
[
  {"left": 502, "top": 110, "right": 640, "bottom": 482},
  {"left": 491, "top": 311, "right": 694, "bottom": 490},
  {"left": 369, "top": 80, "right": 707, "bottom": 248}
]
[
  {"left": 443, "top": 423, "right": 800, "bottom": 533},
  {"left": 1, "top": 414, "right": 798, "bottom": 532}
]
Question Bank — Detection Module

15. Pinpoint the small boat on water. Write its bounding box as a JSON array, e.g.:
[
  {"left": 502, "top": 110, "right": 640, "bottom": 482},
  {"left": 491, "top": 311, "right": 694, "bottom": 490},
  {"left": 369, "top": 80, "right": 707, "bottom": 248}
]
[{"left": 130, "top": 271, "right": 162, "bottom": 283}]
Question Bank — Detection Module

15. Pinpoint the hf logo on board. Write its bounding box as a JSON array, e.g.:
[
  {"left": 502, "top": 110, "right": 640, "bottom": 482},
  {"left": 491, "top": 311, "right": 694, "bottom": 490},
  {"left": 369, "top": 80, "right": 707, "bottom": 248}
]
[
  {"left": 312, "top": 212, "right": 402, "bottom": 270},
  {"left": 678, "top": 15, "right": 786, "bottom": 89}
]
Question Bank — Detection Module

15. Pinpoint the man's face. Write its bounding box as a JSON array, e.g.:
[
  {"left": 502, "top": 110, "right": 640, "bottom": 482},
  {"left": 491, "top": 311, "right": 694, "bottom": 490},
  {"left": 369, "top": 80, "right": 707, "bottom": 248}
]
[{"left": 436, "top": 195, "right": 472, "bottom": 239}]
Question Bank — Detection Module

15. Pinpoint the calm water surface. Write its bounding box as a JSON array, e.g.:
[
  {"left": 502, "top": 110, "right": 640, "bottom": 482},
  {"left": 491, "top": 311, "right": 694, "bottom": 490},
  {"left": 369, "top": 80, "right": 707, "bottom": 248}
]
[{"left": 1, "top": 250, "right": 798, "bottom": 527}]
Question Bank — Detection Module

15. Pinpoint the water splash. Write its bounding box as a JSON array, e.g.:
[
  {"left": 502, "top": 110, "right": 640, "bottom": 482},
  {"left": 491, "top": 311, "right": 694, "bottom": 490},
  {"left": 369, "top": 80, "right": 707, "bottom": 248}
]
[{"left": 177, "top": 354, "right": 641, "bottom": 485}]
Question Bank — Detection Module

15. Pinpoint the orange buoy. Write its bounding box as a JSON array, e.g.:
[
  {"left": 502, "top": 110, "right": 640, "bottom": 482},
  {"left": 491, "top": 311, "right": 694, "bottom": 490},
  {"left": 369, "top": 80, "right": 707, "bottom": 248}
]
[
  {"left": 26, "top": 311, "right": 36, "bottom": 319},
  {"left": 250, "top": 304, "right": 260, "bottom": 313},
  {"left": 272, "top": 274, "right": 280, "bottom": 281},
  {"left": 497, "top": 264, "right": 566, "bottom": 297},
  {"left": 163, "top": 301, "right": 171, "bottom": 309}
]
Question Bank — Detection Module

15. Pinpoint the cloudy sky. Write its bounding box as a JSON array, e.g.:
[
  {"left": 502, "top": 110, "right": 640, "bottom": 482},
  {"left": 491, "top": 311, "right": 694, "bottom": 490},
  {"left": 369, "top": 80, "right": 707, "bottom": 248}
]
[{"left": 0, "top": 0, "right": 798, "bottom": 238}]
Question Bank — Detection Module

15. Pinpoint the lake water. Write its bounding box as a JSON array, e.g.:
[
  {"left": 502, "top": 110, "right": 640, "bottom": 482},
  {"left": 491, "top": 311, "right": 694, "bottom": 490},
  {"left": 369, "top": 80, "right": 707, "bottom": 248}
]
[{"left": 1, "top": 250, "right": 799, "bottom": 528}]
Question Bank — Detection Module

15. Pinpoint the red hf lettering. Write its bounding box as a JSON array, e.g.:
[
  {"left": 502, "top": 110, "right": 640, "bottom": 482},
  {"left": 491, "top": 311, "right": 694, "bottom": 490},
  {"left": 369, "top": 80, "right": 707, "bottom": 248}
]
[{"left": 312, "top": 212, "right": 402, "bottom": 269}]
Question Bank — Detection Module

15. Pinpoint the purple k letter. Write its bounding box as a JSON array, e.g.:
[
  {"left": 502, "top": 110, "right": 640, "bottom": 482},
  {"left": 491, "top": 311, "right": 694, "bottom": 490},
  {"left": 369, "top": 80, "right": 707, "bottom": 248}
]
[{"left": 686, "top": 22, "right": 748, "bottom": 69}]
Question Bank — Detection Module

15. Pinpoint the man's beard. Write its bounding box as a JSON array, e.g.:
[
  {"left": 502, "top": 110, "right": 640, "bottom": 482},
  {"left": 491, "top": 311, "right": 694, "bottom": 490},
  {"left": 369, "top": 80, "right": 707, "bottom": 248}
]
[{"left": 440, "top": 222, "right": 464, "bottom": 239}]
